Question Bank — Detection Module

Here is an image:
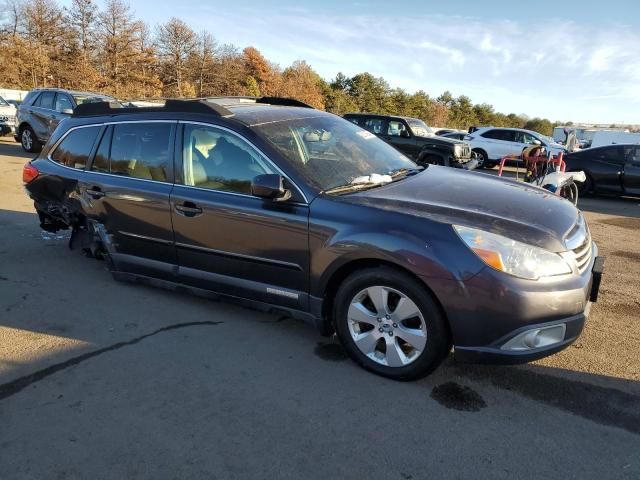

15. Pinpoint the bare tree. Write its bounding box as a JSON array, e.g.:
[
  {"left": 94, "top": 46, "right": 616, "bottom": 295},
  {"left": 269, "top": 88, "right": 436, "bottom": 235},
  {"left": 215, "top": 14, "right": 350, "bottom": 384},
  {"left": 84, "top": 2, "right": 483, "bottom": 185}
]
[
  {"left": 155, "top": 17, "right": 196, "bottom": 96},
  {"left": 187, "top": 31, "right": 217, "bottom": 97},
  {"left": 97, "top": 0, "right": 144, "bottom": 96},
  {"left": 22, "top": 0, "right": 65, "bottom": 87}
]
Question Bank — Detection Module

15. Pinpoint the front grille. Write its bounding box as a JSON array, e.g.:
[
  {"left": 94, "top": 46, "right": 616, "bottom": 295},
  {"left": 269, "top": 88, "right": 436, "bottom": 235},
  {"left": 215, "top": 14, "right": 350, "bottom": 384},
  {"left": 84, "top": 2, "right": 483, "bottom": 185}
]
[
  {"left": 573, "top": 230, "right": 592, "bottom": 273},
  {"left": 456, "top": 144, "right": 471, "bottom": 158},
  {"left": 0, "top": 115, "right": 15, "bottom": 123}
]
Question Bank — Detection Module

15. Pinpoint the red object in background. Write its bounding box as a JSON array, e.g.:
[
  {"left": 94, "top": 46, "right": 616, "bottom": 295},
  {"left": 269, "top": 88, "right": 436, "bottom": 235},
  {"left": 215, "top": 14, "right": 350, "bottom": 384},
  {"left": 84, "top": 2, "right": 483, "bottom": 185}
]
[{"left": 22, "top": 162, "right": 39, "bottom": 184}]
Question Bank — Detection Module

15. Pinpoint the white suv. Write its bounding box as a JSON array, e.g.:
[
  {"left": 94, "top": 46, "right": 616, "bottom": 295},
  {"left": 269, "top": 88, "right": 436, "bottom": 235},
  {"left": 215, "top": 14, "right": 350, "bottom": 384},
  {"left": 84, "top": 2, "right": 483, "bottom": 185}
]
[{"left": 466, "top": 127, "right": 566, "bottom": 168}]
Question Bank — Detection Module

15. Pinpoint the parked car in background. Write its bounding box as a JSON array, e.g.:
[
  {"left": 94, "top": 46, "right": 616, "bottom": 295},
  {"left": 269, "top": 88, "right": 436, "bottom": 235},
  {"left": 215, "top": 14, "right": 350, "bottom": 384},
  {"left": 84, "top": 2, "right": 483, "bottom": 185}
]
[
  {"left": 439, "top": 132, "right": 466, "bottom": 141},
  {"left": 564, "top": 144, "right": 640, "bottom": 197},
  {"left": 466, "top": 127, "right": 566, "bottom": 168},
  {"left": 343, "top": 113, "right": 476, "bottom": 169},
  {"left": 22, "top": 97, "right": 602, "bottom": 380},
  {"left": 0, "top": 95, "right": 17, "bottom": 137},
  {"left": 15, "top": 88, "right": 117, "bottom": 152}
]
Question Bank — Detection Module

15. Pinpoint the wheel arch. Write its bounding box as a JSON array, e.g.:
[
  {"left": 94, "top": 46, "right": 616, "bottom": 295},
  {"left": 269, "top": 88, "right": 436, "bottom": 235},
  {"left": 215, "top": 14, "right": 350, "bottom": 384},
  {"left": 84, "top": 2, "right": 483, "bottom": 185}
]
[{"left": 318, "top": 257, "right": 452, "bottom": 343}]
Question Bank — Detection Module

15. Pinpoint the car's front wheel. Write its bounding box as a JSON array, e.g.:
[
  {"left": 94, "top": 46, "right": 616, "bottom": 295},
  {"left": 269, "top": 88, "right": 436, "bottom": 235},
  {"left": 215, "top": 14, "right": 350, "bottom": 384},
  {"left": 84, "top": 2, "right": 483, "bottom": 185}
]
[
  {"left": 20, "top": 125, "right": 41, "bottom": 153},
  {"left": 472, "top": 148, "right": 488, "bottom": 168},
  {"left": 334, "top": 267, "right": 450, "bottom": 380}
]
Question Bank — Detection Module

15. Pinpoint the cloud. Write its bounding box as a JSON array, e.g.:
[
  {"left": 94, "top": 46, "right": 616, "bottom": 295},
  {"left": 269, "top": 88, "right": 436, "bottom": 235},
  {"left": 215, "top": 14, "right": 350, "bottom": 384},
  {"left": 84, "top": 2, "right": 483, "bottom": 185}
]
[{"left": 180, "top": 7, "right": 640, "bottom": 123}]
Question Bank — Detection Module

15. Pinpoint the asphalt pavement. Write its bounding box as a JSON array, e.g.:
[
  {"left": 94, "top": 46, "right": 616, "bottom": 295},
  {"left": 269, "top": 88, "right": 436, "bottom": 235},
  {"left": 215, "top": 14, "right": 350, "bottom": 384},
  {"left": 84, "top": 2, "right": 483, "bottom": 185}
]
[{"left": 1, "top": 138, "right": 639, "bottom": 479}]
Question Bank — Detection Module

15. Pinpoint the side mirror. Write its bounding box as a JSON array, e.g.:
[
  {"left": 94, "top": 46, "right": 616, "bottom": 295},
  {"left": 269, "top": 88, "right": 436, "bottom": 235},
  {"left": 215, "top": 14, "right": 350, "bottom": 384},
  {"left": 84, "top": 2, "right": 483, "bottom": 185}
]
[
  {"left": 532, "top": 139, "right": 542, "bottom": 146},
  {"left": 62, "top": 108, "right": 74, "bottom": 115},
  {"left": 251, "top": 174, "right": 291, "bottom": 202},
  {"left": 400, "top": 130, "right": 411, "bottom": 138}
]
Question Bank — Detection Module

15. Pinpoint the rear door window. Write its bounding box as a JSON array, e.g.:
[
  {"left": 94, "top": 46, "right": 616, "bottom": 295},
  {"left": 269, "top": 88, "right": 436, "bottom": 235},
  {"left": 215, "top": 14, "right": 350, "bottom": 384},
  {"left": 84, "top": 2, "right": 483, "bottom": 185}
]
[
  {"left": 91, "top": 127, "right": 112, "bottom": 173},
  {"left": 50, "top": 126, "right": 101, "bottom": 169},
  {"left": 35, "top": 92, "right": 55, "bottom": 110},
  {"left": 595, "top": 146, "right": 622, "bottom": 163},
  {"left": 109, "top": 123, "right": 175, "bottom": 182}
]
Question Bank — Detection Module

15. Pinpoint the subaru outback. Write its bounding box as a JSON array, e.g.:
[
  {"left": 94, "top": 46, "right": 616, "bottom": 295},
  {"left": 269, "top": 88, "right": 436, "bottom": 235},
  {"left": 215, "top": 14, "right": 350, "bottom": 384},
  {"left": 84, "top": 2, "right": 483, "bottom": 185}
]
[{"left": 22, "top": 97, "right": 603, "bottom": 379}]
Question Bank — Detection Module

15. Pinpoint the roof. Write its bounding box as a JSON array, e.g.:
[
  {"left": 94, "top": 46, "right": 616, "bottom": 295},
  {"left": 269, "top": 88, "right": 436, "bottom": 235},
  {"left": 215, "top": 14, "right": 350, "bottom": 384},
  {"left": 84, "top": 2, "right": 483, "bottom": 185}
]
[
  {"left": 344, "top": 112, "right": 423, "bottom": 123},
  {"left": 31, "top": 87, "right": 114, "bottom": 97},
  {"left": 72, "top": 96, "right": 327, "bottom": 126}
]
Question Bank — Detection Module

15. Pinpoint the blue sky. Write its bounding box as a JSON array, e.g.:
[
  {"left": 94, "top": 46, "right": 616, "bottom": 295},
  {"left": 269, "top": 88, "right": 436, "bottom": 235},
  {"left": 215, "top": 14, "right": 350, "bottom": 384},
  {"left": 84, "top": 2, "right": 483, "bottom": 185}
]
[{"left": 124, "top": 0, "right": 640, "bottom": 123}]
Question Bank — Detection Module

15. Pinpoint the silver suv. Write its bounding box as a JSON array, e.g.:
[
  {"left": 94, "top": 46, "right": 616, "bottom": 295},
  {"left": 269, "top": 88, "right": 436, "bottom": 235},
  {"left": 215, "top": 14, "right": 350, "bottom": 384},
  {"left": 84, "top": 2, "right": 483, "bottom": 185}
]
[{"left": 15, "top": 88, "right": 117, "bottom": 152}]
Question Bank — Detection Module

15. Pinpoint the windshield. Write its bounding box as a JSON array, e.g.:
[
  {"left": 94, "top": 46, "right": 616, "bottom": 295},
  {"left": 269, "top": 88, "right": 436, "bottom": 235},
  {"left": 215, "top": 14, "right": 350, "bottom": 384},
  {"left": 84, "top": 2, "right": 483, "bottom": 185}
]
[
  {"left": 406, "top": 119, "right": 434, "bottom": 137},
  {"left": 73, "top": 95, "right": 117, "bottom": 105},
  {"left": 255, "top": 114, "right": 418, "bottom": 192},
  {"left": 0, "top": 96, "right": 9, "bottom": 106}
]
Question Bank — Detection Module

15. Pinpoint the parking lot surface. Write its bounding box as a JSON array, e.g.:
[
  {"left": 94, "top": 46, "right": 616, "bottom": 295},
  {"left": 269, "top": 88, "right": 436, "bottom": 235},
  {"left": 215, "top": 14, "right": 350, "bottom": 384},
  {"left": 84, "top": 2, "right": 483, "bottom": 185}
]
[{"left": 1, "top": 138, "right": 639, "bottom": 479}]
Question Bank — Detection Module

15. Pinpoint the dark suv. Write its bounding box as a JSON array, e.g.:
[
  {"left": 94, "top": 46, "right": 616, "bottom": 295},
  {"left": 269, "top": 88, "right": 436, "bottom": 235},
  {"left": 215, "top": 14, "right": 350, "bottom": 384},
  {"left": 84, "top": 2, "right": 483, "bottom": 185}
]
[
  {"left": 23, "top": 97, "right": 603, "bottom": 380},
  {"left": 15, "top": 88, "right": 117, "bottom": 153},
  {"left": 343, "top": 113, "right": 476, "bottom": 169}
]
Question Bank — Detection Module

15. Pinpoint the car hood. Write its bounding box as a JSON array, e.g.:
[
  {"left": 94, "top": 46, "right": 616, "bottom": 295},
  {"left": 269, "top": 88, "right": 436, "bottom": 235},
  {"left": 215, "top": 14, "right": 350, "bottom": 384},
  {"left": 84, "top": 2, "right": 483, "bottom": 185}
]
[
  {"left": 421, "top": 134, "right": 463, "bottom": 145},
  {"left": 0, "top": 105, "right": 16, "bottom": 116},
  {"left": 343, "top": 166, "right": 580, "bottom": 252}
]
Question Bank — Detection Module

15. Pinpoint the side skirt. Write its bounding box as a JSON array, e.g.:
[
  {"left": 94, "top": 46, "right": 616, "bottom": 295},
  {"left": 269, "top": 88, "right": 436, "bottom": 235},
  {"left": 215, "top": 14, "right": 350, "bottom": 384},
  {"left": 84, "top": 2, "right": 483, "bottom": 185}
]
[{"left": 111, "top": 270, "right": 321, "bottom": 329}]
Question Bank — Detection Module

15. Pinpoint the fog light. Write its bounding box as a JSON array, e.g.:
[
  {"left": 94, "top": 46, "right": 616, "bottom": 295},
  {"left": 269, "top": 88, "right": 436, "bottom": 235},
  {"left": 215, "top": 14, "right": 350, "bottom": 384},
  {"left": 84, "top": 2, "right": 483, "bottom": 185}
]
[{"left": 501, "top": 324, "right": 566, "bottom": 351}]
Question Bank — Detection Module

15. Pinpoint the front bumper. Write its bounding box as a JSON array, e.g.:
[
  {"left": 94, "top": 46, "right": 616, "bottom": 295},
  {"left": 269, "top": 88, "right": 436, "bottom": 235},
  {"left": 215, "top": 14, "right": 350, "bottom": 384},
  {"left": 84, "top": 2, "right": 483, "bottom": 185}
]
[
  {"left": 454, "top": 309, "right": 587, "bottom": 364},
  {"left": 426, "top": 247, "right": 604, "bottom": 365}
]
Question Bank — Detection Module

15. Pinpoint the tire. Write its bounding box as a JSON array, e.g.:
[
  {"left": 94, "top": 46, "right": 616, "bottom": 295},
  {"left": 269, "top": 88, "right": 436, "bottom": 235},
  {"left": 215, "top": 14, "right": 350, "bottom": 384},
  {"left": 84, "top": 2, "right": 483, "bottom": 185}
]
[
  {"left": 334, "top": 267, "right": 450, "bottom": 380},
  {"left": 20, "top": 125, "right": 41, "bottom": 153},
  {"left": 417, "top": 153, "right": 444, "bottom": 167},
  {"left": 472, "top": 149, "right": 488, "bottom": 168}
]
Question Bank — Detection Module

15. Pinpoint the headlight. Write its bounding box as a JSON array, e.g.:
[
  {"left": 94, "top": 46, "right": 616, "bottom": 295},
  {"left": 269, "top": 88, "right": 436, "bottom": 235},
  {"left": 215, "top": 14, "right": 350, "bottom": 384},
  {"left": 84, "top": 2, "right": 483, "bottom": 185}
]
[{"left": 454, "top": 225, "right": 572, "bottom": 280}]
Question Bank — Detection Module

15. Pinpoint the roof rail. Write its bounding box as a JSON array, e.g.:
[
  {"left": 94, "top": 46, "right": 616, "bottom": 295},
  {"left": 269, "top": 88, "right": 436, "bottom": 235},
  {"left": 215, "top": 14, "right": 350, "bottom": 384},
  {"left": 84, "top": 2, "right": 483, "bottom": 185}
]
[
  {"left": 72, "top": 99, "right": 234, "bottom": 118},
  {"left": 202, "top": 96, "right": 313, "bottom": 109}
]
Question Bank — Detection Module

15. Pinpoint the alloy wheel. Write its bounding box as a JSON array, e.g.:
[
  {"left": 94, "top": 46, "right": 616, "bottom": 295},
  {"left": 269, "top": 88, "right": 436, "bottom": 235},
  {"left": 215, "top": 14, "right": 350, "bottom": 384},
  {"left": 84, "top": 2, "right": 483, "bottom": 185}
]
[
  {"left": 22, "top": 129, "right": 32, "bottom": 151},
  {"left": 347, "top": 286, "right": 427, "bottom": 367}
]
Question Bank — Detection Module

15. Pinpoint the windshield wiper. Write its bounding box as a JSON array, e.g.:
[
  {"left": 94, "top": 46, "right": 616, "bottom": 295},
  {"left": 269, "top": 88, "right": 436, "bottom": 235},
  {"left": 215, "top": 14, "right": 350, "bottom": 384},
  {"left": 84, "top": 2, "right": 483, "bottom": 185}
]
[
  {"left": 389, "top": 166, "right": 424, "bottom": 179},
  {"left": 323, "top": 181, "right": 386, "bottom": 195}
]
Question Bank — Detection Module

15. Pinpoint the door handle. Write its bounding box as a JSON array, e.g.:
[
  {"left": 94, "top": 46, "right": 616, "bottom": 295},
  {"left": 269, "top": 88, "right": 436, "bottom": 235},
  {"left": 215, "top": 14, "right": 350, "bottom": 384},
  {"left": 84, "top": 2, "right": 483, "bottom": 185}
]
[
  {"left": 174, "top": 202, "right": 203, "bottom": 217},
  {"left": 86, "top": 187, "right": 105, "bottom": 199}
]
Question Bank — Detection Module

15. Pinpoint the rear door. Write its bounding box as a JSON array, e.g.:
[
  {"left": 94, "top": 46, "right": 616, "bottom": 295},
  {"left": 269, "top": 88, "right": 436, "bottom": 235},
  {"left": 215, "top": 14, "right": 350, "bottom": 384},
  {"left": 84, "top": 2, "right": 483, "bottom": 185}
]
[
  {"left": 623, "top": 146, "right": 640, "bottom": 196},
  {"left": 170, "top": 122, "right": 310, "bottom": 311},
  {"left": 82, "top": 121, "right": 178, "bottom": 279},
  {"left": 31, "top": 91, "right": 56, "bottom": 141},
  {"left": 587, "top": 146, "right": 624, "bottom": 194},
  {"left": 477, "top": 129, "right": 513, "bottom": 159}
]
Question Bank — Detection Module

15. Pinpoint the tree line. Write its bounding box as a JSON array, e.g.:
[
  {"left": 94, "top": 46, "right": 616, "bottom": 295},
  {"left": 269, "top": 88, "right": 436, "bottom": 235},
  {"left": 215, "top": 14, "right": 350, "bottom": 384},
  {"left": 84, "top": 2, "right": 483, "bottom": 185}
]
[{"left": 0, "top": 0, "right": 562, "bottom": 135}]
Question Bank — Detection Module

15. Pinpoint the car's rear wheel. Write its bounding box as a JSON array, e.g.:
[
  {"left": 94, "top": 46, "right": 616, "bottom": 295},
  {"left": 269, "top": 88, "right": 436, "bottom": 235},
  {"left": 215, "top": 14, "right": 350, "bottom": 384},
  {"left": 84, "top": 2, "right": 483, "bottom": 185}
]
[
  {"left": 334, "top": 267, "right": 450, "bottom": 380},
  {"left": 20, "top": 126, "right": 41, "bottom": 153}
]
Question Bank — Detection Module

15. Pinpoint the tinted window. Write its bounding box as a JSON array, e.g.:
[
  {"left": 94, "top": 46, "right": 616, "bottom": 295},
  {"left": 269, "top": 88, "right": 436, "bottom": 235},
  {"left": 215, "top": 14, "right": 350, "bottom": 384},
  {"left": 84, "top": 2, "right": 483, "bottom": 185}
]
[
  {"left": 55, "top": 94, "right": 74, "bottom": 112},
  {"left": 482, "top": 129, "right": 513, "bottom": 141},
  {"left": 35, "top": 92, "right": 55, "bottom": 109},
  {"left": 182, "top": 124, "right": 274, "bottom": 195},
  {"left": 110, "top": 123, "right": 174, "bottom": 182},
  {"left": 594, "top": 146, "right": 621, "bottom": 163},
  {"left": 627, "top": 147, "right": 640, "bottom": 166},
  {"left": 23, "top": 91, "right": 39, "bottom": 105},
  {"left": 91, "top": 127, "right": 111, "bottom": 173},
  {"left": 51, "top": 126, "right": 100, "bottom": 169}
]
